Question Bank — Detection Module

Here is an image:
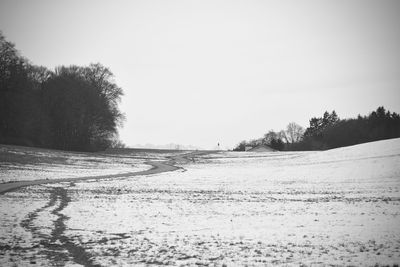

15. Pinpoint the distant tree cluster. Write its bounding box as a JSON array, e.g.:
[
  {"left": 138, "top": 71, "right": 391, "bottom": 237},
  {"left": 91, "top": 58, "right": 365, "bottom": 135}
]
[
  {"left": 0, "top": 32, "right": 124, "bottom": 151},
  {"left": 233, "top": 122, "right": 304, "bottom": 151},
  {"left": 298, "top": 107, "right": 400, "bottom": 150},
  {"left": 233, "top": 107, "right": 400, "bottom": 151}
]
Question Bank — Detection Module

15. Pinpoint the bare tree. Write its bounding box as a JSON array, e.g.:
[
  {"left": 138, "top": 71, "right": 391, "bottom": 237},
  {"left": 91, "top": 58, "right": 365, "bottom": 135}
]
[
  {"left": 278, "top": 130, "right": 289, "bottom": 144},
  {"left": 285, "top": 122, "right": 304, "bottom": 144}
]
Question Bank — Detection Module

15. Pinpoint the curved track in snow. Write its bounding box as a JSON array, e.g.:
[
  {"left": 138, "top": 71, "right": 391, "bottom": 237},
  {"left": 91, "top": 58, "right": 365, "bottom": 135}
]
[{"left": 0, "top": 151, "right": 206, "bottom": 195}]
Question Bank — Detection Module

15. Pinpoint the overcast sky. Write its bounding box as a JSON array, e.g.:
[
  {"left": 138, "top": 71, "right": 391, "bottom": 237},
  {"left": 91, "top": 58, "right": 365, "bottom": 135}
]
[{"left": 1, "top": 0, "right": 399, "bottom": 149}]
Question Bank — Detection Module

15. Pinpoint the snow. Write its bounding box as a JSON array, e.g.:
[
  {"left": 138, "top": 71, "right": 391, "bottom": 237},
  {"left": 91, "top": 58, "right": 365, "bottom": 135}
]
[
  {"left": 0, "top": 145, "right": 182, "bottom": 183},
  {"left": 0, "top": 187, "right": 54, "bottom": 266},
  {"left": 1, "top": 138, "right": 400, "bottom": 266}
]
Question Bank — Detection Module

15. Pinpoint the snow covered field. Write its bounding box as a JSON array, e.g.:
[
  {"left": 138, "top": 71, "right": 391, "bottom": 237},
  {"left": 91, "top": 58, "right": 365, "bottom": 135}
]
[
  {"left": 1, "top": 139, "right": 400, "bottom": 266},
  {"left": 0, "top": 145, "right": 157, "bottom": 183},
  {"left": 0, "top": 145, "right": 192, "bottom": 184}
]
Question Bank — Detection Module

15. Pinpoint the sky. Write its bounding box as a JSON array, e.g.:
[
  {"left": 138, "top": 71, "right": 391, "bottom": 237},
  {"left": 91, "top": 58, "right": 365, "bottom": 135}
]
[{"left": 1, "top": 0, "right": 399, "bottom": 149}]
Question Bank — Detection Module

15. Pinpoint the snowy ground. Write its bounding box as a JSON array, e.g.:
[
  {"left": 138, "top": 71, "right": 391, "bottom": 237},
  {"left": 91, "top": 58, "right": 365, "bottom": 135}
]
[
  {"left": 0, "top": 145, "right": 186, "bottom": 183},
  {"left": 1, "top": 139, "right": 400, "bottom": 266}
]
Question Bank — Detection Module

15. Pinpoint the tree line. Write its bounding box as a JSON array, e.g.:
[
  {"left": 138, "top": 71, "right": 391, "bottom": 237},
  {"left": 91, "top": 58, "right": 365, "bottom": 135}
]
[
  {"left": 234, "top": 107, "right": 400, "bottom": 151},
  {"left": 299, "top": 107, "right": 400, "bottom": 150},
  {"left": 0, "top": 32, "right": 124, "bottom": 151},
  {"left": 233, "top": 121, "right": 305, "bottom": 151}
]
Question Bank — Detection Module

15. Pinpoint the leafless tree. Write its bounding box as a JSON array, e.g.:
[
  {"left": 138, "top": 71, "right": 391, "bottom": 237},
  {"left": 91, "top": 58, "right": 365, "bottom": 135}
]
[
  {"left": 285, "top": 122, "right": 304, "bottom": 144},
  {"left": 278, "top": 130, "right": 288, "bottom": 144}
]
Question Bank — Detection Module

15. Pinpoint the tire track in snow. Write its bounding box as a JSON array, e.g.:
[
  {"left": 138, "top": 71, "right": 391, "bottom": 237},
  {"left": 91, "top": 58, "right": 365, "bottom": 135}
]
[
  {"left": 20, "top": 187, "right": 99, "bottom": 266},
  {"left": 19, "top": 187, "right": 59, "bottom": 262},
  {"left": 50, "top": 187, "right": 100, "bottom": 267},
  {"left": 20, "top": 187, "right": 73, "bottom": 264}
]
